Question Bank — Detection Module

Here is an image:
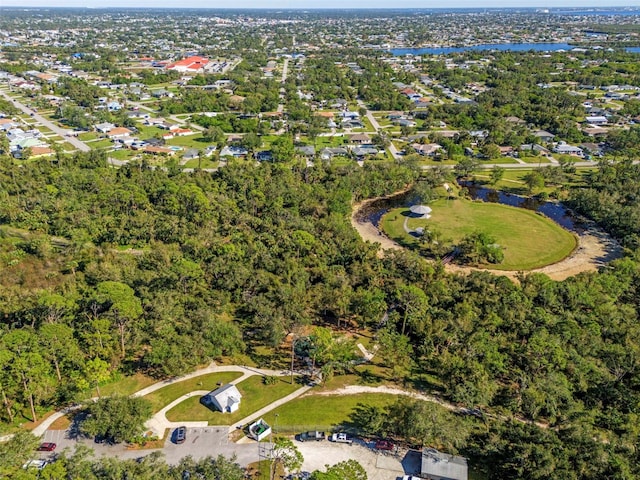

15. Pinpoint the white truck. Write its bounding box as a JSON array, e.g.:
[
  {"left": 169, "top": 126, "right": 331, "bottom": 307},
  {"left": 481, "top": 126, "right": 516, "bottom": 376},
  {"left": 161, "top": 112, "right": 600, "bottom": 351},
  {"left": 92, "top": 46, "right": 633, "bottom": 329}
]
[{"left": 330, "top": 432, "right": 353, "bottom": 445}]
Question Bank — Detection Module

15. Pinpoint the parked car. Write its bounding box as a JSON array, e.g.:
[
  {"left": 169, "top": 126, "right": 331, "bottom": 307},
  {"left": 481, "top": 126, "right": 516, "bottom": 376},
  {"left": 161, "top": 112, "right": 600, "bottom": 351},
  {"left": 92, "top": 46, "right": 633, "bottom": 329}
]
[
  {"left": 329, "top": 432, "right": 353, "bottom": 445},
  {"left": 22, "top": 459, "right": 48, "bottom": 470},
  {"left": 174, "top": 426, "right": 187, "bottom": 444},
  {"left": 37, "top": 442, "right": 56, "bottom": 452},
  {"left": 298, "top": 431, "right": 325, "bottom": 442},
  {"left": 375, "top": 439, "right": 395, "bottom": 451}
]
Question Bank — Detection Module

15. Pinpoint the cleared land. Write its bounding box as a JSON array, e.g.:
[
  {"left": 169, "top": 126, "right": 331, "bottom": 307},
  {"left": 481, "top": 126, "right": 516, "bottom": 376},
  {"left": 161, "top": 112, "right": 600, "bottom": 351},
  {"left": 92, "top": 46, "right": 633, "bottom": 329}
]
[
  {"left": 381, "top": 198, "right": 577, "bottom": 270},
  {"left": 262, "top": 392, "right": 398, "bottom": 432}
]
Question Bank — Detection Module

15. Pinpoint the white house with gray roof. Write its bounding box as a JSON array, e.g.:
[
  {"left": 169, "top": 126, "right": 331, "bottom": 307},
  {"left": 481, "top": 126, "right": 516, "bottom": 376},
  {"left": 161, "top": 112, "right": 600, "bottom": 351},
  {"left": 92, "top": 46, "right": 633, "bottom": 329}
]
[{"left": 202, "top": 384, "right": 242, "bottom": 413}]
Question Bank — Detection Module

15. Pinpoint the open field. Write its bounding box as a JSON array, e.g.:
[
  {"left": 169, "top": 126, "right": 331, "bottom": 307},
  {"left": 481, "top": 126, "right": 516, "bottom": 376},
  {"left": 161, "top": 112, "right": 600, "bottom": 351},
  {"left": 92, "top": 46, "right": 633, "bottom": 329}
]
[
  {"left": 262, "top": 392, "right": 398, "bottom": 432},
  {"left": 381, "top": 198, "right": 577, "bottom": 270}
]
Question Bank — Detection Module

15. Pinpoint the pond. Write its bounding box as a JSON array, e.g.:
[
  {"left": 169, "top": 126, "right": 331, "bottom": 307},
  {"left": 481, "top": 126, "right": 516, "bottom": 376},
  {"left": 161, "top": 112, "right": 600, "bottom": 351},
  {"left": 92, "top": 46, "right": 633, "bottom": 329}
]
[
  {"left": 459, "top": 181, "right": 582, "bottom": 232},
  {"left": 358, "top": 183, "right": 583, "bottom": 234}
]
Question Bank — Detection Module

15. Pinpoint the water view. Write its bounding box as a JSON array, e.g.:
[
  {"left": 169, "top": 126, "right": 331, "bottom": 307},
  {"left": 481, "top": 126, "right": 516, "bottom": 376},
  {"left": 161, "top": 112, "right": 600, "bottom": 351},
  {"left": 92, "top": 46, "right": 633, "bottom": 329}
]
[{"left": 390, "top": 43, "right": 575, "bottom": 56}]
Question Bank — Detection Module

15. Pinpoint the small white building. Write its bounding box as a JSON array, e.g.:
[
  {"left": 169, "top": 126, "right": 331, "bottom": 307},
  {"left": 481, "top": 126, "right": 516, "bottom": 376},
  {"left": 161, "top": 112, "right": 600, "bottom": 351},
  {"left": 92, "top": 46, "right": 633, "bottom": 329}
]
[{"left": 202, "top": 384, "right": 242, "bottom": 413}]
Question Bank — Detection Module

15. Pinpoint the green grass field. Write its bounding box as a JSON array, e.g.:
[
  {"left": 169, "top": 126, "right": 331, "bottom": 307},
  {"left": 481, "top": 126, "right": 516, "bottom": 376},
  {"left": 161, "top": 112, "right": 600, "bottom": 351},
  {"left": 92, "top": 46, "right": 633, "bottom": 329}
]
[
  {"left": 262, "top": 393, "right": 398, "bottom": 432},
  {"left": 165, "top": 376, "right": 299, "bottom": 424},
  {"left": 381, "top": 198, "right": 577, "bottom": 270}
]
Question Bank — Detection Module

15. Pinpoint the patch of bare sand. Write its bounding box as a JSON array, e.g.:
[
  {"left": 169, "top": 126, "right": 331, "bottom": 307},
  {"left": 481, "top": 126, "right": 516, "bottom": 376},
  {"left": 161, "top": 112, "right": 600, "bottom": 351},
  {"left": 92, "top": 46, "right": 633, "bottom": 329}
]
[{"left": 350, "top": 198, "right": 403, "bottom": 257}]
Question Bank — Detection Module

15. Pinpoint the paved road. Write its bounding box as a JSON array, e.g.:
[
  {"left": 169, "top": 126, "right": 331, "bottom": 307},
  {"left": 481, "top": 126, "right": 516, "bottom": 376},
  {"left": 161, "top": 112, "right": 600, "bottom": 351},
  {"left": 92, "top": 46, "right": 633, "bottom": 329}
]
[
  {"left": 420, "top": 160, "right": 604, "bottom": 170},
  {"left": 0, "top": 88, "right": 90, "bottom": 152},
  {"left": 356, "top": 99, "right": 401, "bottom": 159},
  {"left": 276, "top": 57, "right": 290, "bottom": 113}
]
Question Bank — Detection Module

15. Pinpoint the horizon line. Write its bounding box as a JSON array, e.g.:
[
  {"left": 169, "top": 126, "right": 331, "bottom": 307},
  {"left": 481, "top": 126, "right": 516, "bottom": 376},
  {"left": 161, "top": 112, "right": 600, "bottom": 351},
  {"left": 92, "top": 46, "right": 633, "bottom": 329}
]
[{"left": 1, "top": 5, "right": 639, "bottom": 10}]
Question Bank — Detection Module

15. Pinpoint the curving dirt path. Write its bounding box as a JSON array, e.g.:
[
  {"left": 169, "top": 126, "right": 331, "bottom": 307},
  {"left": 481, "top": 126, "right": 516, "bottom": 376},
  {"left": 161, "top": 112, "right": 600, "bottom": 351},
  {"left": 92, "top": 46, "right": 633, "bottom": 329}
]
[
  {"left": 350, "top": 198, "right": 403, "bottom": 257},
  {"left": 351, "top": 196, "right": 624, "bottom": 281}
]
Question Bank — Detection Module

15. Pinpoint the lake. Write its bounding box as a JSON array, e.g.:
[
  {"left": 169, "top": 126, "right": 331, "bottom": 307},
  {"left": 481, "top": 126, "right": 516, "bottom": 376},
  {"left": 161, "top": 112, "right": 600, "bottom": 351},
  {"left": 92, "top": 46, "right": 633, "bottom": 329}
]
[{"left": 389, "top": 43, "right": 575, "bottom": 56}]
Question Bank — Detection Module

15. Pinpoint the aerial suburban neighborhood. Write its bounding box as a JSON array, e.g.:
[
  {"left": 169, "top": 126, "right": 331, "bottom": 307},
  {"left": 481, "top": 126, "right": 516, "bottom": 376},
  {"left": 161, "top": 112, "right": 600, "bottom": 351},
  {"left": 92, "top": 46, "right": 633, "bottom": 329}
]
[{"left": 1, "top": 4, "right": 640, "bottom": 480}]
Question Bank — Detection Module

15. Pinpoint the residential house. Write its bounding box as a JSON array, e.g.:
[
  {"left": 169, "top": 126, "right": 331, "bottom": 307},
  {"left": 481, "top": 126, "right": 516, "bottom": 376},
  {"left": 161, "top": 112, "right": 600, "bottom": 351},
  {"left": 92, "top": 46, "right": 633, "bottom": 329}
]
[
  {"left": 143, "top": 146, "right": 174, "bottom": 156},
  {"left": 107, "top": 127, "right": 133, "bottom": 139},
  {"left": 520, "top": 143, "right": 550, "bottom": 155},
  {"left": 349, "top": 133, "right": 371, "bottom": 145},
  {"left": 107, "top": 101, "right": 122, "bottom": 112},
  {"left": 412, "top": 143, "right": 442, "bottom": 157},
  {"left": 95, "top": 122, "right": 115, "bottom": 134},
  {"left": 580, "top": 142, "right": 604, "bottom": 157},
  {"left": 256, "top": 150, "right": 273, "bottom": 162},
  {"left": 220, "top": 146, "right": 248, "bottom": 158},
  {"left": 421, "top": 448, "right": 468, "bottom": 480},
  {"left": 499, "top": 146, "right": 514, "bottom": 156},
  {"left": 202, "top": 384, "right": 242, "bottom": 413},
  {"left": 30, "top": 146, "right": 54, "bottom": 157},
  {"left": 583, "top": 126, "right": 608, "bottom": 138},
  {"left": 319, "top": 147, "right": 349, "bottom": 160},
  {"left": 395, "top": 118, "right": 417, "bottom": 128},
  {"left": 553, "top": 142, "right": 583, "bottom": 157},
  {"left": 352, "top": 146, "right": 379, "bottom": 157},
  {"left": 296, "top": 146, "right": 316, "bottom": 157},
  {"left": 533, "top": 130, "right": 555, "bottom": 143},
  {"left": 585, "top": 116, "right": 608, "bottom": 125},
  {"left": 151, "top": 89, "right": 173, "bottom": 98},
  {"left": 182, "top": 149, "right": 200, "bottom": 161},
  {"left": 338, "top": 111, "right": 360, "bottom": 120}
]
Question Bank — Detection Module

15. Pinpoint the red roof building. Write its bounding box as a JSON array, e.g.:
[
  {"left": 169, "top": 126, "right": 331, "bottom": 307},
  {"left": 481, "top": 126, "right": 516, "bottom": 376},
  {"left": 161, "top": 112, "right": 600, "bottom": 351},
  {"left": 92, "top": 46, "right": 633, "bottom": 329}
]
[{"left": 166, "top": 56, "right": 209, "bottom": 73}]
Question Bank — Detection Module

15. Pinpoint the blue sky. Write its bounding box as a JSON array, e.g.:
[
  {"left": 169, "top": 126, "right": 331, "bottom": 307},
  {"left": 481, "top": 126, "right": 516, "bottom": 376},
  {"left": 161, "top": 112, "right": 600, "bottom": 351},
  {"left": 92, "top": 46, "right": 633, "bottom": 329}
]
[{"left": 7, "top": 1, "right": 640, "bottom": 8}]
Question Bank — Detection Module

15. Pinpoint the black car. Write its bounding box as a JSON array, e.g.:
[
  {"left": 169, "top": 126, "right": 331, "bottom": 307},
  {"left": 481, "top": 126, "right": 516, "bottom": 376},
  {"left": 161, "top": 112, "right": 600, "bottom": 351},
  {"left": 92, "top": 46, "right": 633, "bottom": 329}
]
[{"left": 174, "top": 426, "right": 187, "bottom": 444}]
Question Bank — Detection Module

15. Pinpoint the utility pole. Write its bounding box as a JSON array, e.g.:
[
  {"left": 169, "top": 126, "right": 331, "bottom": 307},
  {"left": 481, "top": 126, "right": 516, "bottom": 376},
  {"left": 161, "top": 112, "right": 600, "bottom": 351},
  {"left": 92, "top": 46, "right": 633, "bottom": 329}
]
[{"left": 290, "top": 335, "right": 296, "bottom": 385}]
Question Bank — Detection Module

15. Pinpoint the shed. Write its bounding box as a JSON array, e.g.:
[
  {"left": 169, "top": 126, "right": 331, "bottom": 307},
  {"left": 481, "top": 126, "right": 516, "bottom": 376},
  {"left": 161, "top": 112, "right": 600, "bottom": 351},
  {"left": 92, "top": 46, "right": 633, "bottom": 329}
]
[
  {"left": 421, "top": 448, "right": 468, "bottom": 480},
  {"left": 202, "top": 384, "right": 242, "bottom": 413}
]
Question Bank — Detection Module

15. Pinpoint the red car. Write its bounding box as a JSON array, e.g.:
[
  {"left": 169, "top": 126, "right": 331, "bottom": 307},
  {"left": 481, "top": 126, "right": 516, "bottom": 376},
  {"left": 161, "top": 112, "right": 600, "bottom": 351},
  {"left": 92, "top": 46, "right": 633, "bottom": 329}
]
[
  {"left": 37, "top": 442, "right": 57, "bottom": 452},
  {"left": 375, "top": 440, "right": 394, "bottom": 451}
]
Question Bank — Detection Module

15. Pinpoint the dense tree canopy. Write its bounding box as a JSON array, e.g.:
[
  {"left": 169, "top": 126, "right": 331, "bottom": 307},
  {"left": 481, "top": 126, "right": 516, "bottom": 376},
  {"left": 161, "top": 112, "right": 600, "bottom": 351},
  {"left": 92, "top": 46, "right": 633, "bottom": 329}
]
[{"left": 0, "top": 152, "right": 639, "bottom": 478}]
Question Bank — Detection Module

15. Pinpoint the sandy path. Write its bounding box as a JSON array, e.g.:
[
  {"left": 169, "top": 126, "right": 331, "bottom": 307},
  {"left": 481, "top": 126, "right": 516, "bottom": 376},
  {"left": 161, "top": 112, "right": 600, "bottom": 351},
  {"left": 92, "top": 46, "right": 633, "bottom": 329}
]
[
  {"left": 444, "top": 225, "right": 622, "bottom": 281},
  {"left": 351, "top": 196, "right": 623, "bottom": 281},
  {"left": 351, "top": 198, "right": 403, "bottom": 256}
]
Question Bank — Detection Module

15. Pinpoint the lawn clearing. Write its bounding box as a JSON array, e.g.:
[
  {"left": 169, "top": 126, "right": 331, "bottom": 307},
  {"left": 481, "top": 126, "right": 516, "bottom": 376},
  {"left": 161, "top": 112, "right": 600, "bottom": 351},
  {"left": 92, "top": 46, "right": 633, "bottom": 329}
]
[
  {"left": 382, "top": 198, "right": 577, "bottom": 270},
  {"left": 261, "top": 393, "right": 398, "bottom": 433},
  {"left": 144, "top": 372, "right": 243, "bottom": 413},
  {"left": 165, "top": 375, "right": 299, "bottom": 424}
]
